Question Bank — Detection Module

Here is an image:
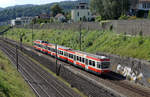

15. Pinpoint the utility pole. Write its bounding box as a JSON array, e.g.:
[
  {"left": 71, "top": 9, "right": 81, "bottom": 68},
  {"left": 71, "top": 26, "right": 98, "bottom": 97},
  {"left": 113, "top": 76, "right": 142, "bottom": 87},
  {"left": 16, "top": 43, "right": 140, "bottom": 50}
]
[
  {"left": 55, "top": 43, "right": 58, "bottom": 75},
  {"left": 20, "top": 35, "right": 23, "bottom": 51},
  {"left": 79, "top": 23, "right": 82, "bottom": 51},
  {"left": 122, "top": 0, "right": 124, "bottom": 14},
  {"left": 16, "top": 45, "right": 19, "bottom": 71},
  {"left": 32, "top": 23, "right": 33, "bottom": 46}
]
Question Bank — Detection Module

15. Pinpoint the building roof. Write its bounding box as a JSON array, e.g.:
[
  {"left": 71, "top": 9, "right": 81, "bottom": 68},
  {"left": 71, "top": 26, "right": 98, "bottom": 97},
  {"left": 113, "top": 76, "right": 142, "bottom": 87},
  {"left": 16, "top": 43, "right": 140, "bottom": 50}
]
[{"left": 55, "top": 13, "right": 64, "bottom": 18}]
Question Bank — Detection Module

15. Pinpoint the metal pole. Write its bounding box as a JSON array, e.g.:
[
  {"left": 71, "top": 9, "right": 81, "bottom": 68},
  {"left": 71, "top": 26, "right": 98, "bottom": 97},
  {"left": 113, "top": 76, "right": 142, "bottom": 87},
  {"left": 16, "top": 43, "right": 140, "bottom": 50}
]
[
  {"left": 79, "top": 23, "right": 82, "bottom": 51},
  {"left": 16, "top": 45, "right": 19, "bottom": 71},
  {"left": 55, "top": 43, "right": 58, "bottom": 75},
  {"left": 20, "top": 35, "right": 22, "bottom": 51},
  {"left": 122, "top": 0, "right": 124, "bottom": 14},
  {"left": 32, "top": 23, "right": 33, "bottom": 46}
]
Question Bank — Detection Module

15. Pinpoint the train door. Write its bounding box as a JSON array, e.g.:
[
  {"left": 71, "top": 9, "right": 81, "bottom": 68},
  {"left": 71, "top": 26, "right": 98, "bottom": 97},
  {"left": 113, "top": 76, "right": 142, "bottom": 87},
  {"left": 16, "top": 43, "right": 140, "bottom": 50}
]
[
  {"left": 73, "top": 55, "right": 76, "bottom": 65},
  {"left": 85, "top": 58, "right": 88, "bottom": 70}
]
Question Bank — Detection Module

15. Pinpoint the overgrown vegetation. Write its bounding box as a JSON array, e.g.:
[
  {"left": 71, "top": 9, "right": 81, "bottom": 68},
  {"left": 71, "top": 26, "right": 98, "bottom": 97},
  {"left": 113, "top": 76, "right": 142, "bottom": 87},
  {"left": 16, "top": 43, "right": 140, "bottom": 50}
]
[
  {"left": 4, "top": 28, "right": 150, "bottom": 61},
  {"left": 0, "top": 50, "right": 35, "bottom": 97}
]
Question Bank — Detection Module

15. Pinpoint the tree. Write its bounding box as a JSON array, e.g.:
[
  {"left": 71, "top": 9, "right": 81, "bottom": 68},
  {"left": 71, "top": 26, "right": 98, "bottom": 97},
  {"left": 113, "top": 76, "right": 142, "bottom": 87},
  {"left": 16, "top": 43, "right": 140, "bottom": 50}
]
[
  {"left": 90, "top": 0, "right": 130, "bottom": 20},
  {"left": 148, "top": 10, "right": 150, "bottom": 19},
  {"left": 50, "top": 4, "right": 63, "bottom": 17},
  {"left": 65, "top": 12, "right": 71, "bottom": 20}
]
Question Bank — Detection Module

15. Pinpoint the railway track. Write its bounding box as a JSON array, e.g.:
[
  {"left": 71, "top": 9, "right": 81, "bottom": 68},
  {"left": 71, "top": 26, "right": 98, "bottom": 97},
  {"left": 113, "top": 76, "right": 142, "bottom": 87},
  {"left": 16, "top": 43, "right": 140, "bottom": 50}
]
[
  {"left": 1, "top": 38, "right": 150, "bottom": 97},
  {"left": 0, "top": 40, "right": 82, "bottom": 97},
  {"left": 105, "top": 72, "right": 150, "bottom": 97}
]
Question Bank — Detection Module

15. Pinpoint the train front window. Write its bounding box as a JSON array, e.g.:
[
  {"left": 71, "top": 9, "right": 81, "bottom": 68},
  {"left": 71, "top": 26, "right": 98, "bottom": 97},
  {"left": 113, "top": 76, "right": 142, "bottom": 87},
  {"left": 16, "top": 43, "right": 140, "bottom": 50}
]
[
  {"left": 101, "top": 62, "right": 110, "bottom": 69},
  {"left": 97, "top": 62, "right": 101, "bottom": 68},
  {"left": 97, "top": 62, "right": 110, "bottom": 69}
]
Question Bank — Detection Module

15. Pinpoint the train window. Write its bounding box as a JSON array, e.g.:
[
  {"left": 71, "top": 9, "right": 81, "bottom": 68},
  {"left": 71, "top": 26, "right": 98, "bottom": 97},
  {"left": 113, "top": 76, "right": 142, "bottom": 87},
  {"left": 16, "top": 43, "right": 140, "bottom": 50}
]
[
  {"left": 69, "top": 54, "right": 73, "bottom": 59},
  {"left": 85, "top": 59, "right": 88, "bottom": 65},
  {"left": 71, "top": 54, "right": 73, "bottom": 58},
  {"left": 48, "top": 47, "right": 50, "bottom": 50},
  {"left": 52, "top": 48, "right": 55, "bottom": 52},
  {"left": 82, "top": 58, "right": 85, "bottom": 63},
  {"left": 61, "top": 51, "right": 63, "bottom": 55},
  {"left": 101, "top": 62, "right": 110, "bottom": 69},
  {"left": 89, "top": 60, "right": 92, "bottom": 65},
  {"left": 92, "top": 61, "right": 95, "bottom": 66},
  {"left": 97, "top": 62, "right": 101, "bottom": 68},
  {"left": 58, "top": 50, "right": 60, "bottom": 54},
  {"left": 64, "top": 52, "right": 68, "bottom": 56},
  {"left": 77, "top": 56, "right": 79, "bottom": 61},
  {"left": 79, "top": 57, "right": 81, "bottom": 62},
  {"left": 44, "top": 46, "right": 47, "bottom": 49}
]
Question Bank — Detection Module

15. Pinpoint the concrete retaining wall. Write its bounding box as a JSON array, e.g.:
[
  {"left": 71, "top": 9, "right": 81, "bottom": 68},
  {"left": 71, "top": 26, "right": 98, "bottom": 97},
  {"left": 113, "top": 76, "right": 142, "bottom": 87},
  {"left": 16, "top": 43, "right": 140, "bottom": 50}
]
[
  {"left": 17, "top": 19, "right": 150, "bottom": 36},
  {"left": 97, "top": 52, "right": 150, "bottom": 87}
]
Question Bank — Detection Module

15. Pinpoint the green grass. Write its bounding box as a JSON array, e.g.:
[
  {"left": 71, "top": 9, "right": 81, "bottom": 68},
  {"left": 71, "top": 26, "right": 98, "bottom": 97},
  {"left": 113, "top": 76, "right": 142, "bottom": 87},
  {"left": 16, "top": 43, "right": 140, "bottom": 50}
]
[
  {"left": 4, "top": 28, "right": 150, "bottom": 61},
  {"left": 0, "top": 50, "right": 36, "bottom": 97}
]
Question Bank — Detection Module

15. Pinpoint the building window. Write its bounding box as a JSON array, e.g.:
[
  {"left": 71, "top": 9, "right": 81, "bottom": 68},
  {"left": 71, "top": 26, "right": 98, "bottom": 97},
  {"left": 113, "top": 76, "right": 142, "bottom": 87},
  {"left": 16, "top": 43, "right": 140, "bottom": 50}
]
[
  {"left": 80, "top": 17, "right": 82, "bottom": 21},
  {"left": 142, "top": 3, "right": 147, "bottom": 8},
  {"left": 77, "top": 12, "right": 79, "bottom": 16},
  {"left": 148, "top": 3, "right": 150, "bottom": 8},
  {"left": 88, "top": 12, "right": 90, "bottom": 16}
]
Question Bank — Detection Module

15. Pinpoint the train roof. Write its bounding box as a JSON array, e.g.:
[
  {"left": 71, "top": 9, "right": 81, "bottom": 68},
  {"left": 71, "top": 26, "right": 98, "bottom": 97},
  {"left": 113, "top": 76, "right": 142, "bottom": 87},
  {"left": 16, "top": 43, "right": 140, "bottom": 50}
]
[
  {"left": 48, "top": 42, "right": 108, "bottom": 59},
  {"left": 47, "top": 43, "right": 72, "bottom": 50},
  {"left": 74, "top": 50, "right": 108, "bottom": 59},
  {"left": 34, "top": 40, "right": 108, "bottom": 60},
  {"left": 34, "top": 40, "right": 48, "bottom": 44}
]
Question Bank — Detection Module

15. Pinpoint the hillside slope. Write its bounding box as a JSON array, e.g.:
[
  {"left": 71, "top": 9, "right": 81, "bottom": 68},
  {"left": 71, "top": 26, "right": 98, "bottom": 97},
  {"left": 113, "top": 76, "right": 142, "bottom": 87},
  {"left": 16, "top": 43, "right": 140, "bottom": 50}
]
[
  {"left": 0, "top": 0, "right": 88, "bottom": 22},
  {"left": 5, "top": 28, "right": 150, "bottom": 61}
]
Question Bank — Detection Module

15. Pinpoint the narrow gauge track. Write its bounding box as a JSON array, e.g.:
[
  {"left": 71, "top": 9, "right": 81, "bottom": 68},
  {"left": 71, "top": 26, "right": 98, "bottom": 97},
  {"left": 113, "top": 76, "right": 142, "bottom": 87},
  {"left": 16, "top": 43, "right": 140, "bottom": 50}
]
[
  {"left": 1, "top": 38, "right": 150, "bottom": 97},
  {"left": 0, "top": 40, "right": 82, "bottom": 97}
]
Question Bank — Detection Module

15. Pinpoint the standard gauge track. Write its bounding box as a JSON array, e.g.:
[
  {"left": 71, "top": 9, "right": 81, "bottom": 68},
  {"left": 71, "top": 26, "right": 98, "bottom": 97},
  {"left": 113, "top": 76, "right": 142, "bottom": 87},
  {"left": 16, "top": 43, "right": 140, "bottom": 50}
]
[{"left": 0, "top": 40, "right": 82, "bottom": 97}]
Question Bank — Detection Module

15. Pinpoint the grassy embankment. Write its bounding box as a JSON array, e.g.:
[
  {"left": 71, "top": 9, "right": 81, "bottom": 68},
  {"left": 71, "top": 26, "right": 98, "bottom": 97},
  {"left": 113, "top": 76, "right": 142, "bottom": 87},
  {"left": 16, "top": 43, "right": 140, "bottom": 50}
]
[
  {"left": 5, "top": 27, "right": 150, "bottom": 61},
  {"left": 0, "top": 50, "right": 36, "bottom": 97}
]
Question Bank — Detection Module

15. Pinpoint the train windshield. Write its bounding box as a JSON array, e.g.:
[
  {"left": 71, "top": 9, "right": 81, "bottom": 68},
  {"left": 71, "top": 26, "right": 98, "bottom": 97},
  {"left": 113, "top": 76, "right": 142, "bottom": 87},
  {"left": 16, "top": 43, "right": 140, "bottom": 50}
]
[
  {"left": 101, "top": 62, "right": 110, "bottom": 69},
  {"left": 97, "top": 62, "right": 110, "bottom": 69}
]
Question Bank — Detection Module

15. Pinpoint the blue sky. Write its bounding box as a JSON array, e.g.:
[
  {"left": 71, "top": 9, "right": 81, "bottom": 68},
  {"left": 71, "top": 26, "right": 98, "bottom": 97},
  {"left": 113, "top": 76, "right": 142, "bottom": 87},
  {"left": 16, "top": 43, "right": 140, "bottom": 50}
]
[{"left": 0, "top": 0, "right": 74, "bottom": 8}]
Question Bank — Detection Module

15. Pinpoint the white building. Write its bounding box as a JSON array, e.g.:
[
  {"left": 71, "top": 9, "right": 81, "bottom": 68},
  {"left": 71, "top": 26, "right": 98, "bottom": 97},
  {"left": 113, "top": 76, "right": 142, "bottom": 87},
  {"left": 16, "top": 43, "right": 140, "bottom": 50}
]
[
  {"left": 71, "top": 3, "right": 92, "bottom": 22},
  {"left": 11, "top": 17, "right": 33, "bottom": 26},
  {"left": 137, "top": 0, "right": 150, "bottom": 10}
]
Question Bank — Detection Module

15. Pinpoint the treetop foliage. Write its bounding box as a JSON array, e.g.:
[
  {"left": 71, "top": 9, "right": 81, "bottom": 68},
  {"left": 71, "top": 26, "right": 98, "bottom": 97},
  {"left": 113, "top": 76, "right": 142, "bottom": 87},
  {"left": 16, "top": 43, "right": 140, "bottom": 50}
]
[
  {"left": 90, "top": 0, "right": 130, "bottom": 20},
  {"left": 50, "top": 4, "right": 63, "bottom": 17}
]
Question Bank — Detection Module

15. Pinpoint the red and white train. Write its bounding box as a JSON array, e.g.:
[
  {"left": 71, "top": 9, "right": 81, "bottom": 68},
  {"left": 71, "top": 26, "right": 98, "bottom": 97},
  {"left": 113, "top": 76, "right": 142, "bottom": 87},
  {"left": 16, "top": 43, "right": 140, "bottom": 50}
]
[{"left": 33, "top": 40, "right": 111, "bottom": 75}]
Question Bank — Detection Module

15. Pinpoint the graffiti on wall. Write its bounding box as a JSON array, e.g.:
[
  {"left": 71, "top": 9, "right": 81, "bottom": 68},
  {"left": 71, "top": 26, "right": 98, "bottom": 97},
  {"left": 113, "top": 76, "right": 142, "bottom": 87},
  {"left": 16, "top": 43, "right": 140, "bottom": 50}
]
[{"left": 116, "top": 64, "right": 143, "bottom": 82}]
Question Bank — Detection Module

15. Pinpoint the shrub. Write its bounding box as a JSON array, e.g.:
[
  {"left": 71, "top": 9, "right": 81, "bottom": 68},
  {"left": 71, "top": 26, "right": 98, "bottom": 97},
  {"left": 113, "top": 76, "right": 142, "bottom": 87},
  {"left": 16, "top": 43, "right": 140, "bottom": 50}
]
[
  {"left": 148, "top": 10, "right": 150, "bottom": 19},
  {"left": 128, "top": 16, "right": 137, "bottom": 20},
  {"left": 95, "top": 16, "right": 102, "bottom": 22},
  {"left": 119, "top": 14, "right": 129, "bottom": 20}
]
